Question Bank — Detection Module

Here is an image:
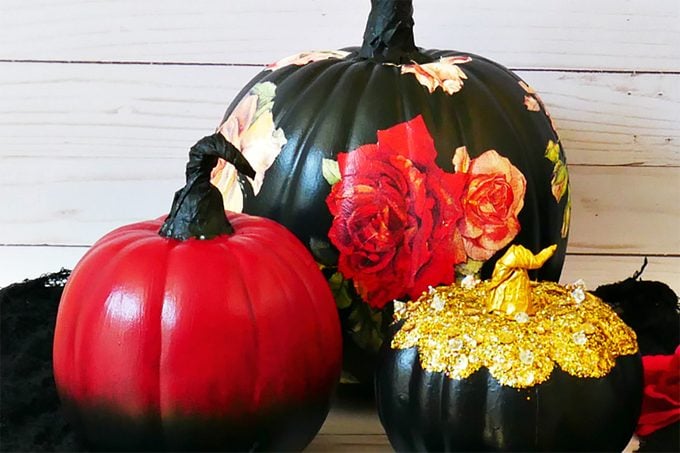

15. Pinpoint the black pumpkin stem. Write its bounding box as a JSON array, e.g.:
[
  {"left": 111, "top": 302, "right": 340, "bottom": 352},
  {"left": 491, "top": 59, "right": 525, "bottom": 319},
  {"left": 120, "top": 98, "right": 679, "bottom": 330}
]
[
  {"left": 159, "top": 133, "right": 255, "bottom": 241},
  {"left": 359, "top": 0, "right": 427, "bottom": 64}
]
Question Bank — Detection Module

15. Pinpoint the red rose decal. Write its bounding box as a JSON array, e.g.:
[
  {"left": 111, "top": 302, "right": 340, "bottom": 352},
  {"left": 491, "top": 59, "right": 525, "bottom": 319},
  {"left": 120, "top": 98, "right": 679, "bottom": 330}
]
[
  {"left": 453, "top": 147, "right": 526, "bottom": 261},
  {"left": 636, "top": 347, "right": 680, "bottom": 437},
  {"left": 326, "top": 116, "right": 466, "bottom": 308}
]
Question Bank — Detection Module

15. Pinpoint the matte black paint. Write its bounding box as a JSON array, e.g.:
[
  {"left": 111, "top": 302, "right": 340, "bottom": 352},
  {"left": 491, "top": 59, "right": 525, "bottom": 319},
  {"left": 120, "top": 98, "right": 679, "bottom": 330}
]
[{"left": 376, "top": 340, "right": 644, "bottom": 452}]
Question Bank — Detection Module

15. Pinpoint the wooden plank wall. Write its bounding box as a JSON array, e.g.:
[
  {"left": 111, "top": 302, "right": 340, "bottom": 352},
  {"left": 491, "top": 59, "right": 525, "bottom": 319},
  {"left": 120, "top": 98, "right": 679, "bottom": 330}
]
[
  {"left": 1, "top": 0, "right": 678, "bottom": 291},
  {"left": 0, "top": 1, "right": 677, "bottom": 450}
]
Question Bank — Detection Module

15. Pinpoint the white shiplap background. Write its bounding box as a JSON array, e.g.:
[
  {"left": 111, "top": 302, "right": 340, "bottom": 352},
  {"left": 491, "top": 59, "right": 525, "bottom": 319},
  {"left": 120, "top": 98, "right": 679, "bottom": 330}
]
[
  {"left": 1, "top": 0, "right": 678, "bottom": 291},
  {"left": 0, "top": 0, "right": 678, "bottom": 449}
]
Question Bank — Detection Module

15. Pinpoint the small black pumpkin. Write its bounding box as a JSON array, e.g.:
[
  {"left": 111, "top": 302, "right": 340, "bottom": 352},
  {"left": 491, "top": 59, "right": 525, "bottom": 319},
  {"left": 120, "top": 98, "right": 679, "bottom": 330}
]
[
  {"left": 376, "top": 245, "right": 643, "bottom": 452},
  {"left": 211, "top": 0, "right": 570, "bottom": 384}
]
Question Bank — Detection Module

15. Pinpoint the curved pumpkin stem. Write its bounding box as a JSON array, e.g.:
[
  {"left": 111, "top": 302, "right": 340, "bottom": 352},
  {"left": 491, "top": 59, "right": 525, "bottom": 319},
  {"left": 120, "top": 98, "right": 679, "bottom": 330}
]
[
  {"left": 159, "top": 133, "right": 255, "bottom": 240},
  {"left": 485, "top": 244, "right": 557, "bottom": 315},
  {"left": 359, "top": 0, "right": 428, "bottom": 64}
]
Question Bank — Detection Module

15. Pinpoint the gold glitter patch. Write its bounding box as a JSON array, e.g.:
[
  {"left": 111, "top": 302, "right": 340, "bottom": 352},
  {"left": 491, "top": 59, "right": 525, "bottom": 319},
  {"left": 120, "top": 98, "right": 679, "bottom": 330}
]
[{"left": 391, "top": 248, "right": 638, "bottom": 388}]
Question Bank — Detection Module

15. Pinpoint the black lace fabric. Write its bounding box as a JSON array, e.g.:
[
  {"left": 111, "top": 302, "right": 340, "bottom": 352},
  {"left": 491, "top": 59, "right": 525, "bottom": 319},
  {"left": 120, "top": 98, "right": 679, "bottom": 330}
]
[{"left": 1, "top": 270, "right": 81, "bottom": 452}]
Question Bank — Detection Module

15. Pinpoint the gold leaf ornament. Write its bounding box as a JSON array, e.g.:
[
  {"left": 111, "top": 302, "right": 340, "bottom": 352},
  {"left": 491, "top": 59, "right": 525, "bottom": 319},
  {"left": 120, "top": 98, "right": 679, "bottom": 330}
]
[{"left": 391, "top": 245, "right": 638, "bottom": 388}]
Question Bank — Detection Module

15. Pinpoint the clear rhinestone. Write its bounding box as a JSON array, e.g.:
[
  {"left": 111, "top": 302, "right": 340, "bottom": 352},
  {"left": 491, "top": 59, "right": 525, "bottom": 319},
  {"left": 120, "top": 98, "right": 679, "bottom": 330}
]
[
  {"left": 448, "top": 338, "right": 464, "bottom": 351},
  {"left": 514, "top": 312, "right": 530, "bottom": 323},
  {"left": 453, "top": 355, "right": 469, "bottom": 372},
  {"left": 519, "top": 349, "right": 534, "bottom": 365},
  {"left": 464, "top": 334, "right": 478, "bottom": 347},
  {"left": 573, "top": 331, "right": 588, "bottom": 345},
  {"left": 571, "top": 287, "right": 586, "bottom": 303},
  {"left": 431, "top": 294, "right": 446, "bottom": 311},
  {"left": 393, "top": 300, "right": 407, "bottom": 317},
  {"left": 428, "top": 285, "right": 436, "bottom": 294},
  {"left": 521, "top": 371, "right": 535, "bottom": 386},
  {"left": 572, "top": 278, "right": 587, "bottom": 290},
  {"left": 461, "top": 275, "right": 479, "bottom": 289},
  {"left": 427, "top": 340, "right": 442, "bottom": 363}
]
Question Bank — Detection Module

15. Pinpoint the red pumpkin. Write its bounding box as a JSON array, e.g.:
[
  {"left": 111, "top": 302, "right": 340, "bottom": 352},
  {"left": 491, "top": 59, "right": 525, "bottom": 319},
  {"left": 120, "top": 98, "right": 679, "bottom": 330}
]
[{"left": 53, "top": 134, "right": 342, "bottom": 451}]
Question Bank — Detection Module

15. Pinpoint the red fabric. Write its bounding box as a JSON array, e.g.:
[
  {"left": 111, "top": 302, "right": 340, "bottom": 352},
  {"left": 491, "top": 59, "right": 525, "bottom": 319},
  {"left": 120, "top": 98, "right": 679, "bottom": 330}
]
[{"left": 636, "top": 346, "right": 680, "bottom": 437}]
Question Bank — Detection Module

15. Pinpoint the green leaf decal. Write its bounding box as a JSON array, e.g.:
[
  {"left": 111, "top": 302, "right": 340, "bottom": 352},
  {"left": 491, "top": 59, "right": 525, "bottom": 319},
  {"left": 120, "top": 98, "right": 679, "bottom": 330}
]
[
  {"left": 347, "top": 301, "right": 383, "bottom": 353},
  {"left": 544, "top": 140, "right": 571, "bottom": 238},
  {"left": 251, "top": 81, "right": 277, "bottom": 118},
  {"left": 322, "top": 158, "right": 341, "bottom": 186},
  {"left": 328, "top": 272, "right": 353, "bottom": 310}
]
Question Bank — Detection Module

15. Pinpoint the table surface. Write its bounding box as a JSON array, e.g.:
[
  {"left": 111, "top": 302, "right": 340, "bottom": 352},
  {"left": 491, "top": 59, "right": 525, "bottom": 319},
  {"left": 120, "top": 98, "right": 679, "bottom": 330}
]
[
  {"left": 308, "top": 398, "right": 391, "bottom": 452},
  {"left": 305, "top": 393, "right": 640, "bottom": 452}
]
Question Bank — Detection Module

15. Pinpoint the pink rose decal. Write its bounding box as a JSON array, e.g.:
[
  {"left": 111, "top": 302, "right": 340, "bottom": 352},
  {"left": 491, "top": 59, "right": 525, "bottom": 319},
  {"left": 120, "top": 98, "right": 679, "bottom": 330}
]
[
  {"left": 211, "top": 82, "right": 287, "bottom": 212},
  {"left": 454, "top": 147, "right": 527, "bottom": 261}
]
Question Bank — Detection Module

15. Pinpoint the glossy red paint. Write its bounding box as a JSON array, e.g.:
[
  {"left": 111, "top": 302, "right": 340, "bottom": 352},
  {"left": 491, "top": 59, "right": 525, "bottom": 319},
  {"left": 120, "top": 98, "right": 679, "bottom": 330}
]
[{"left": 53, "top": 212, "right": 342, "bottom": 419}]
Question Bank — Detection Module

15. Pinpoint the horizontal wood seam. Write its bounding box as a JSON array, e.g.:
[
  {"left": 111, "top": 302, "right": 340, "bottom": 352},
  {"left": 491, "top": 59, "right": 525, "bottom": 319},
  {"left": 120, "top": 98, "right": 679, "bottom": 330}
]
[
  {"left": 1, "top": 244, "right": 678, "bottom": 259},
  {"left": 1, "top": 59, "right": 679, "bottom": 75}
]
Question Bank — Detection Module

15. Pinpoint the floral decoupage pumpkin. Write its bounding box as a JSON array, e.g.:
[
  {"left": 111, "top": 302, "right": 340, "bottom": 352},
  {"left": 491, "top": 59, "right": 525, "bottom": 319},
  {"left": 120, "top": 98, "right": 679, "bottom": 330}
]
[
  {"left": 211, "top": 0, "right": 571, "bottom": 384},
  {"left": 52, "top": 134, "right": 342, "bottom": 451},
  {"left": 376, "top": 245, "right": 643, "bottom": 452}
]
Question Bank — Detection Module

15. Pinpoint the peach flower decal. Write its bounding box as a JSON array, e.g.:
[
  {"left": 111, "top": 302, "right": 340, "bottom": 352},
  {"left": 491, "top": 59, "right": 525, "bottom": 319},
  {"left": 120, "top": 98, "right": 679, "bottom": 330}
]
[
  {"left": 520, "top": 80, "right": 558, "bottom": 132},
  {"left": 211, "top": 82, "right": 287, "bottom": 212},
  {"left": 401, "top": 55, "right": 472, "bottom": 95},
  {"left": 454, "top": 146, "right": 527, "bottom": 261},
  {"left": 267, "top": 50, "right": 351, "bottom": 71}
]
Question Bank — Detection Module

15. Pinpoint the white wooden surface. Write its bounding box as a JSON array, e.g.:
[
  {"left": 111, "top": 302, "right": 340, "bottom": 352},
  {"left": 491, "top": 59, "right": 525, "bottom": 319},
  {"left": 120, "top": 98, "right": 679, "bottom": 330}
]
[
  {"left": 0, "top": 1, "right": 678, "bottom": 448},
  {"left": 1, "top": 0, "right": 679, "bottom": 70}
]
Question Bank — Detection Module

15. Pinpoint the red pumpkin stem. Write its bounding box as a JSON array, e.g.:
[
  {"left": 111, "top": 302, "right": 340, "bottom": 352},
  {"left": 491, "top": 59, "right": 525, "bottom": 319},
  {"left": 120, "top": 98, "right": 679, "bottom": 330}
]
[
  {"left": 359, "top": 0, "right": 427, "bottom": 64},
  {"left": 159, "top": 133, "right": 255, "bottom": 241}
]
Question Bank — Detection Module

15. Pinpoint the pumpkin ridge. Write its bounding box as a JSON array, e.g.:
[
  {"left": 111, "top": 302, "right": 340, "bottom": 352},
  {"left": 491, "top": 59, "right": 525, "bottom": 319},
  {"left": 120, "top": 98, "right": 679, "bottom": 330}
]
[
  {"left": 252, "top": 62, "right": 362, "bottom": 222},
  {"left": 395, "top": 64, "right": 427, "bottom": 130},
  {"left": 438, "top": 371, "right": 450, "bottom": 451},
  {"left": 258, "top": 238, "right": 319, "bottom": 398},
  {"left": 263, "top": 231, "right": 338, "bottom": 395},
  {"left": 278, "top": 64, "right": 371, "bottom": 215},
  {"left": 335, "top": 61, "right": 381, "bottom": 155},
  {"left": 263, "top": 232, "right": 337, "bottom": 401},
  {"left": 218, "top": 239, "right": 262, "bottom": 411},
  {"left": 76, "top": 235, "right": 163, "bottom": 407},
  {"left": 407, "top": 349, "right": 424, "bottom": 450},
  {"left": 155, "top": 238, "right": 174, "bottom": 440},
  {"left": 272, "top": 59, "right": 356, "bottom": 127}
]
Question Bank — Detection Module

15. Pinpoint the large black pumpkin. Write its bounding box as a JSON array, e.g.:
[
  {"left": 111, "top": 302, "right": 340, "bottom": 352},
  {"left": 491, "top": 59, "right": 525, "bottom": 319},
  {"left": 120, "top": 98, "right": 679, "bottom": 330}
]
[
  {"left": 375, "top": 246, "right": 643, "bottom": 452},
  {"left": 211, "top": 0, "right": 570, "bottom": 384}
]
